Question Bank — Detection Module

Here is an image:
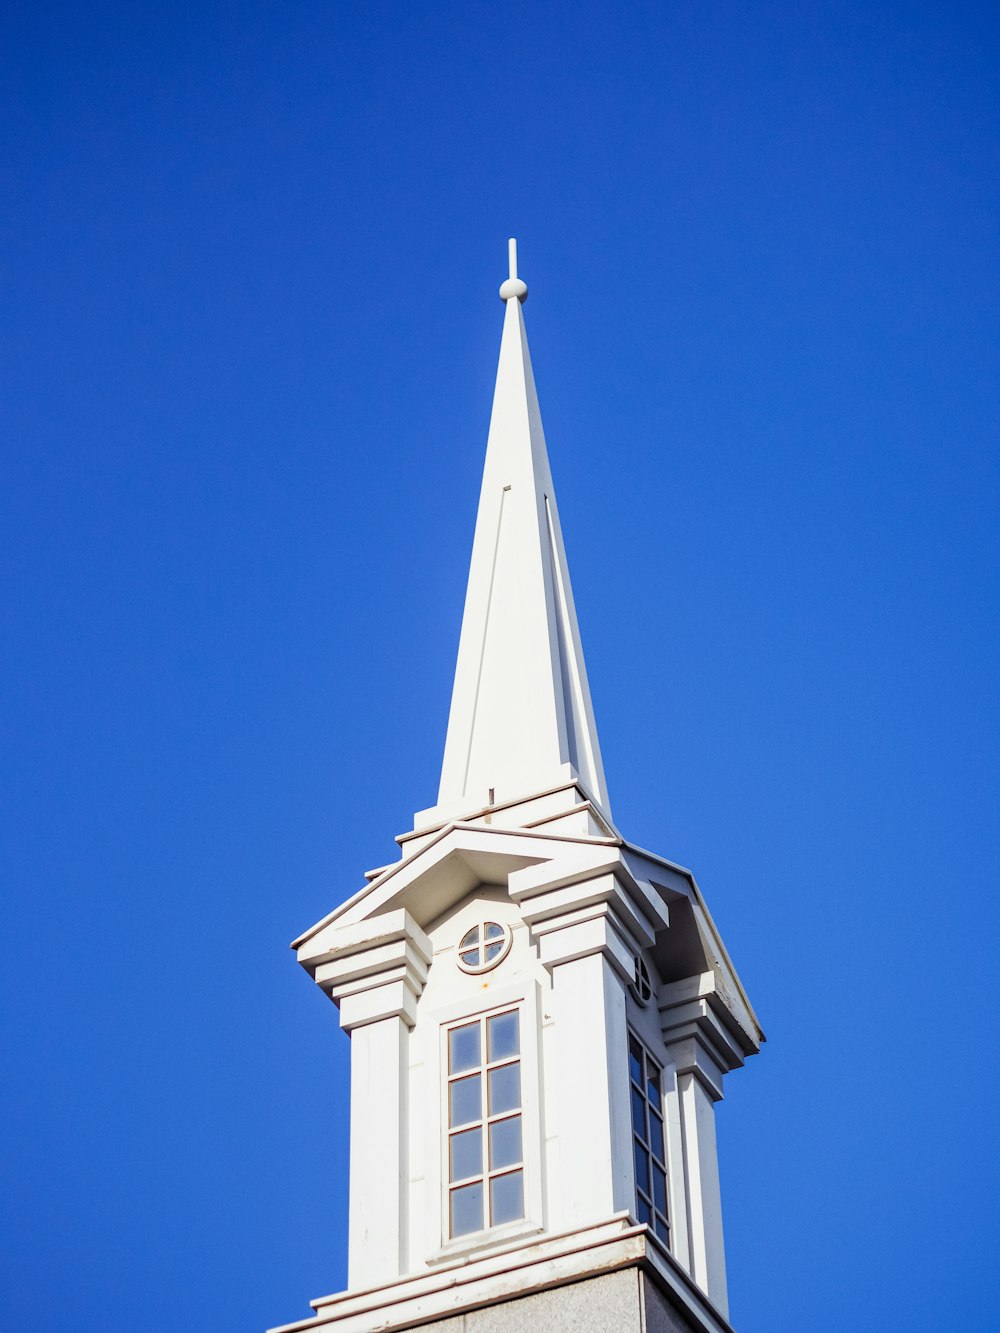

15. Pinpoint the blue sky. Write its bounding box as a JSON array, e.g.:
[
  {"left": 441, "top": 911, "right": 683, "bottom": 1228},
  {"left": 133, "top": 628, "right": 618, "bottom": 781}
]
[{"left": 2, "top": 3, "right": 998, "bottom": 1330}]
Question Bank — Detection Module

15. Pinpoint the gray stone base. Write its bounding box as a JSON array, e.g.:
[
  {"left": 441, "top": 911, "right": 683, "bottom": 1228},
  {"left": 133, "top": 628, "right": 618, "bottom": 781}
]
[{"left": 410, "top": 1268, "right": 697, "bottom": 1333}]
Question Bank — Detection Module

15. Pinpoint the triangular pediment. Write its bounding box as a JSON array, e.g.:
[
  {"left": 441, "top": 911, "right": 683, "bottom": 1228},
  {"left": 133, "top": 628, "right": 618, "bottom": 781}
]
[
  {"left": 292, "top": 820, "right": 762, "bottom": 1058},
  {"left": 294, "top": 821, "right": 623, "bottom": 962}
]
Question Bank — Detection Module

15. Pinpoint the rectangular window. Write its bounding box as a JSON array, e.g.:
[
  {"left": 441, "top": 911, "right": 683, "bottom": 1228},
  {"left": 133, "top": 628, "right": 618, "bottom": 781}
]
[
  {"left": 446, "top": 1008, "right": 524, "bottom": 1238},
  {"left": 629, "top": 1032, "right": 670, "bottom": 1247}
]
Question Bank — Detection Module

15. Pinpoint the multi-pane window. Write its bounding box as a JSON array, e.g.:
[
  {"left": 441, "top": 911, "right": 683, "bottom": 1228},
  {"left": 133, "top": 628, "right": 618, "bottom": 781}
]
[
  {"left": 446, "top": 1009, "right": 524, "bottom": 1238},
  {"left": 629, "top": 1033, "right": 670, "bottom": 1247},
  {"left": 456, "top": 921, "right": 512, "bottom": 974}
]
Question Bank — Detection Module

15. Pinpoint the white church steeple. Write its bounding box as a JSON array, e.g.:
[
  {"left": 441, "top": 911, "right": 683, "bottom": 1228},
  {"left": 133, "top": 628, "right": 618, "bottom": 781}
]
[
  {"left": 273, "top": 245, "right": 764, "bottom": 1333},
  {"left": 433, "top": 239, "right": 610, "bottom": 824}
]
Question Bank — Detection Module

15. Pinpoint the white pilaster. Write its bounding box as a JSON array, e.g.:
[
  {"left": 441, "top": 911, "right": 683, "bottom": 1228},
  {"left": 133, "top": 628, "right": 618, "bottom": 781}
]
[
  {"left": 296, "top": 910, "right": 433, "bottom": 1290},
  {"left": 660, "top": 972, "right": 752, "bottom": 1320},
  {"left": 674, "top": 1065, "right": 728, "bottom": 1318},
  {"left": 347, "top": 1015, "right": 408, "bottom": 1288},
  {"left": 517, "top": 856, "right": 668, "bottom": 1233},
  {"left": 547, "top": 951, "right": 634, "bottom": 1229}
]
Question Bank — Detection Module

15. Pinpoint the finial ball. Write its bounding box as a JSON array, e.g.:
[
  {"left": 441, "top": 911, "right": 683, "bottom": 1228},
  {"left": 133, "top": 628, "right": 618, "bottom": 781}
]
[{"left": 499, "top": 277, "right": 528, "bottom": 303}]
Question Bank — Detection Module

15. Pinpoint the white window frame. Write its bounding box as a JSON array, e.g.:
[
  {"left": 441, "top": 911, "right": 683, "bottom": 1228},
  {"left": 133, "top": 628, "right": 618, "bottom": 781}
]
[
  {"left": 424, "top": 981, "right": 544, "bottom": 1262},
  {"left": 455, "top": 919, "right": 514, "bottom": 974}
]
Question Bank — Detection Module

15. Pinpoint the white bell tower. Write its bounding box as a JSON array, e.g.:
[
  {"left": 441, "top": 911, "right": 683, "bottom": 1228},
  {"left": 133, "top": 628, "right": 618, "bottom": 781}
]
[{"left": 270, "top": 244, "right": 763, "bottom": 1333}]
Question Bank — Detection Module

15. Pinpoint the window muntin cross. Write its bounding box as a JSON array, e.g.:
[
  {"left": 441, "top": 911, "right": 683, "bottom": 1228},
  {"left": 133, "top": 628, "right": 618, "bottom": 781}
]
[
  {"left": 446, "top": 1008, "right": 524, "bottom": 1238},
  {"left": 629, "top": 1032, "right": 670, "bottom": 1247},
  {"left": 456, "top": 920, "right": 512, "bottom": 974},
  {"left": 632, "top": 955, "right": 652, "bottom": 1005}
]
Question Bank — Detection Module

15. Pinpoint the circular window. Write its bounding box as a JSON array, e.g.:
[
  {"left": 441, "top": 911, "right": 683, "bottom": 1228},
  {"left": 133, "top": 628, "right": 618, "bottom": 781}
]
[
  {"left": 632, "top": 956, "right": 652, "bottom": 1006},
  {"left": 457, "top": 920, "right": 512, "bottom": 974}
]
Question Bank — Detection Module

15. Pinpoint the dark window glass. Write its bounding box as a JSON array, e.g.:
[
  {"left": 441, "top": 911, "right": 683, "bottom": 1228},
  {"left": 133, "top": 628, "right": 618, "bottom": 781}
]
[
  {"left": 458, "top": 927, "right": 481, "bottom": 968},
  {"left": 649, "top": 1112, "right": 665, "bottom": 1163},
  {"left": 489, "top": 1115, "right": 522, "bottom": 1170},
  {"left": 646, "top": 1060, "right": 661, "bottom": 1105},
  {"left": 449, "top": 1073, "right": 481, "bottom": 1128},
  {"left": 488, "top": 1062, "right": 520, "bottom": 1116},
  {"left": 634, "top": 1141, "right": 650, "bottom": 1195},
  {"left": 629, "top": 1036, "right": 643, "bottom": 1086},
  {"left": 490, "top": 1170, "right": 524, "bottom": 1226},
  {"left": 449, "top": 1126, "right": 482, "bottom": 1183},
  {"left": 487, "top": 1011, "right": 519, "bottom": 1062},
  {"left": 631, "top": 1086, "right": 646, "bottom": 1135},
  {"left": 652, "top": 1165, "right": 668, "bottom": 1214},
  {"left": 449, "top": 1023, "right": 481, "bottom": 1074},
  {"left": 450, "top": 1181, "right": 483, "bottom": 1237},
  {"left": 629, "top": 1032, "right": 670, "bottom": 1250}
]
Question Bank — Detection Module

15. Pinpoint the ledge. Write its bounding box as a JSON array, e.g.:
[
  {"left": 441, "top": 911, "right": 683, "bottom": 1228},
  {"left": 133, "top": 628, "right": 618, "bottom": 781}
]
[{"left": 266, "top": 1214, "right": 734, "bottom": 1333}]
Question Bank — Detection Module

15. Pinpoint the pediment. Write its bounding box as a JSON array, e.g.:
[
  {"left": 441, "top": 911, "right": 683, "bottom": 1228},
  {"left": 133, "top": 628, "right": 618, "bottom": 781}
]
[
  {"left": 293, "top": 821, "right": 623, "bottom": 964},
  {"left": 292, "top": 820, "right": 763, "bottom": 1056}
]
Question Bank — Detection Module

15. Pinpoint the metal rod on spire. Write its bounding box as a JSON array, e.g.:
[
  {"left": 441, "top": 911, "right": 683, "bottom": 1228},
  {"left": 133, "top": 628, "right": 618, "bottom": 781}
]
[{"left": 498, "top": 239, "right": 528, "bottom": 304}]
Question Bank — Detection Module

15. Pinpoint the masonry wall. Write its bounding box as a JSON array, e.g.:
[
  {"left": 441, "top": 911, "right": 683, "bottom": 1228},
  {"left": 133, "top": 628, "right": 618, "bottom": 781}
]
[{"left": 391, "top": 1267, "right": 699, "bottom": 1333}]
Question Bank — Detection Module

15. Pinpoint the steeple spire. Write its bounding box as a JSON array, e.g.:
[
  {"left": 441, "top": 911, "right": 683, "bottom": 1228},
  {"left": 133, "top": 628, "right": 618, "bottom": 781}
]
[{"left": 433, "top": 240, "right": 611, "bottom": 822}]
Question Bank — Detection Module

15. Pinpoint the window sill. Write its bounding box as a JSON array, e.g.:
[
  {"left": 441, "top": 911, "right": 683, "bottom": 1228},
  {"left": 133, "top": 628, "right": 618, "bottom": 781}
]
[{"left": 425, "top": 1218, "right": 545, "bottom": 1266}]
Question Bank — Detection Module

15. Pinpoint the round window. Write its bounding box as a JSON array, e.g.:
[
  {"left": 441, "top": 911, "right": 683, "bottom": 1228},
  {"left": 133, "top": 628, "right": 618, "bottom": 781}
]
[
  {"left": 632, "top": 956, "right": 653, "bottom": 1006},
  {"left": 457, "top": 920, "right": 512, "bottom": 974}
]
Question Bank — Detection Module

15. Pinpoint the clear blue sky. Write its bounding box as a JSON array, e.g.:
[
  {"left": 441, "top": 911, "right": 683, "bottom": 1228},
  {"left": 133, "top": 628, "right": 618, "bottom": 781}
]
[{"left": 2, "top": 3, "right": 997, "bottom": 1330}]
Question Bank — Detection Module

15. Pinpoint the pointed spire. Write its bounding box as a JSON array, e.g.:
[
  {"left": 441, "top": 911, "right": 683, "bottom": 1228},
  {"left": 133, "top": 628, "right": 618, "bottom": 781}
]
[{"left": 432, "top": 240, "right": 611, "bottom": 822}]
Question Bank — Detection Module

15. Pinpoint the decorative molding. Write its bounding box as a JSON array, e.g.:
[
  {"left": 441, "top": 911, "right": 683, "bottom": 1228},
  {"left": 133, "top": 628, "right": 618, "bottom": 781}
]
[
  {"left": 267, "top": 1215, "right": 735, "bottom": 1333},
  {"left": 659, "top": 972, "right": 756, "bottom": 1101},
  {"left": 297, "top": 908, "right": 432, "bottom": 1032}
]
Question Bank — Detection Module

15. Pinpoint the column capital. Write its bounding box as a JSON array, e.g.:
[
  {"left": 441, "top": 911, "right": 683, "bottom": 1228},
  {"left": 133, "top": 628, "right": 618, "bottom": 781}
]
[
  {"left": 298, "top": 908, "right": 433, "bottom": 1032},
  {"left": 510, "top": 856, "right": 670, "bottom": 983},
  {"left": 659, "top": 971, "right": 754, "bottom": 1101}
]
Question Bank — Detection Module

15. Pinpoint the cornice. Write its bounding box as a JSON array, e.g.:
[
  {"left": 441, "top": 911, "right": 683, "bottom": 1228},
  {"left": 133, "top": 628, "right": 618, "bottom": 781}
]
[
  {"left": 296, "top": 908, "right": 432, "bottom": 1032},
  {"left": 267, "top": 1213, "right": 735, "bottom": 1333}
]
